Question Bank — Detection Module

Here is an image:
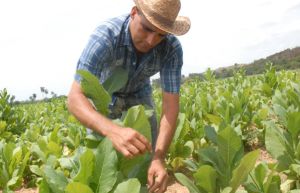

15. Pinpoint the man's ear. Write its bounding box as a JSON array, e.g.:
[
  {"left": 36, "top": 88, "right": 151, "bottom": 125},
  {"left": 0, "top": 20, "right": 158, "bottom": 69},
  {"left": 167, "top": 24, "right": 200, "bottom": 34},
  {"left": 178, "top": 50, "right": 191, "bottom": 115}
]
[{"left": 130, "top": 6, "right": 138, "bottom": 19}]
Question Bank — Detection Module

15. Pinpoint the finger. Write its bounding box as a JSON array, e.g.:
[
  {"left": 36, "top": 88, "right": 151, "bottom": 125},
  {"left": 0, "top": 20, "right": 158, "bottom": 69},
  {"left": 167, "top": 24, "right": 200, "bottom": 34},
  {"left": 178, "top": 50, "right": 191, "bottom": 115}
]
[
  {"left": 157, "top": 175, "right": 168, "bottom": 193},
  {"left": 147, "top": 171, "right": 155, "bottom": 189},
  {"left": 121, "top": 148, "right": 134, "bottom": 159},
  {"left": 126, "top": 144, "right": 140, "bottom": 156},
  {"left": 136, "top": 133, "right": 152, "bottom": 152},
  {"left": 132, "top": 138, "right": 147, "bottom": 154},
  {"left": 149, "top": 175, "right": 164, "bottom": 193}
]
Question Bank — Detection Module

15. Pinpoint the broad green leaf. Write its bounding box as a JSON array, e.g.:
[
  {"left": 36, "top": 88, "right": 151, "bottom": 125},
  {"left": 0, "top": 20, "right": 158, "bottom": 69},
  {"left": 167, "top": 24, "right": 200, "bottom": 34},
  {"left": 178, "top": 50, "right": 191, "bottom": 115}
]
[
  {"left": 199, "top": 147, "right": 223, "bottom": 175},
  {"left": 230, "top": 150, "right": 260, "bottom": 193},
  {"left": 73, "top": 149, "right": 95, "bottom": 184},
  {"left": 58, "top": 158, "right": 74, "bottom": 171},
  {"left": 287, "top": 89, "right": 300, "bottom": 108},
  {"left": 217, "top": 127, "right": 242, "bottom": 185},
  {"left": 120, "top": 105, "right": 152, "bottom": 183},
  {"left": 290, "top": 164, "right": 300, "bottom": 176},
  {"left": 77, "top": 70, "right": 111, "bottom": 116},
  {"left": 102, "top": 66, "right": 128, "bottom": 95},
  {"left": 65, "top": 182, "right": 94, "bottom": 193},
  {"left": 206, "top": 114, "right": 222, "bottom": 125},
  {"left": 92, "top": 138, "right": 118, "bottom": 193},
  {"left": 43, "top": 165, "right": 68, "bottom": 193},
  {"left": 9, "top": 146, "right": 22, "bottom": 178},
  {"left": 173, "top": 113, "right": 186, "bottom": 142},
  {"left": 38, "top": 179, "right": 50, "bottom": 193},
  {"left": 260, "top": 163, "right": 281, "bottom": 193},
  {"left": 114, "top": 178, "right": 141, "bottom": 193},
  {"left": 30, "top": 165, "right": 43, "bottom": 176},
  {"left": 85, "top": 133, "right": 103, "bottom": 149},
  {"left": 296, "top": 143, "right": 300, "bottom": 159},
  {"left": 265, "top": 176, "right": 281, "bottom": 193},
  {"left": 47, "top": 141, "right": 61, "bottom": 158},
  {"left": 0, "top": 164, "right": 9, "bottom": 187},
  {"left": 108, "top": 171, "right": 125, "bottom": 193},
  {"left": 46, "top": 155, "right": 58, "bottom": 168},
  {"left": 140, "top": 186, "right": 148, "bottom": 193},
  {"left": 171, "top": 157, "right": 185, "bottom": 171},
  {"left": 31, "top": 143, "right": 46, "bottom": 163},
  {"left": 49, "top": 127, "right": 60, "bottom": 144},
  {"left": 218, "top": 127, "right": 242, "bottom": 167},
  {"left": 174, "top": 173, "right": 200, "bottom": 193},
  {"left": 6, "top": 177, "right": 19, "bottom": 189},
  {"left": 193, "top": 165, "right": 217, "bottom": 193},
  {"left": 254, "top": 162, "right": 268, "bottom": 189},
  {"left": 8, "top": 148, "right": 30, "bottom": 189},
  {"left": 204, "top": 125, "right": 217, "bottom": 144},
  {"left": 265, "top": 121, "right": 286, "bottom": 158},
  {"left": 272, "top": 104, "right": 287, "bottom": 127},
  {"left": 19, "top": 149, "right": 30, "bottom": 175},
  {"left": 287, "top": 112, "right": 300, "bottom": 140},
  {"left": 126, "top": 154, "right": 151, "bottom": 185},
  {"left": 184, "top": 141, "right": 194, "bottom": 156},
  {"left": 262, "top": 83, "right": 272, "bottom": 97},
  {"left": 236, "top": 190, "right": 248, "bottom": 193},
  {"left": 221, "top": 187, "right": 232, "bottom": 193},
  {"left": 265, "top": 121, "right": 294, "bottom": 170},
  {"left": 0, "top": 121, "right": 7, "bottom": 132},
  {"left": 288, "top": 189, "right": 300, "bottom": 193},
  {"left": 3, "top": 143, "right": 15, "bottom": 169},
  {"left": 258, "top": 108, "right": 268, "bottom": 120},
  {"left": 122, "top": 105, "right": 152, "bottom": 141}
]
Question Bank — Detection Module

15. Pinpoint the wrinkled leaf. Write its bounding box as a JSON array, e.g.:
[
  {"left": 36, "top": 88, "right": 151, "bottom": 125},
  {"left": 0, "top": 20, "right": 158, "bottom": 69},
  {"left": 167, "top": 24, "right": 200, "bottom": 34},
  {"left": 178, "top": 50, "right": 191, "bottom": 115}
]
[
  {"left": 77, "top": 70, "right": 111, "bottom": 116},
  {"left": 114, "top": 178, "right": 141, "bottom": 193}
]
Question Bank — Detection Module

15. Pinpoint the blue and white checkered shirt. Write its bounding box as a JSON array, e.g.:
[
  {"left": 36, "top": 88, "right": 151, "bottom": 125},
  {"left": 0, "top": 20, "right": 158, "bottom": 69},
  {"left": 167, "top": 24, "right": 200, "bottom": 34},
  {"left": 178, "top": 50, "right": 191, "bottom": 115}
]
[{"left": 75, "top": 14, "right": 183, "bottom": 98}]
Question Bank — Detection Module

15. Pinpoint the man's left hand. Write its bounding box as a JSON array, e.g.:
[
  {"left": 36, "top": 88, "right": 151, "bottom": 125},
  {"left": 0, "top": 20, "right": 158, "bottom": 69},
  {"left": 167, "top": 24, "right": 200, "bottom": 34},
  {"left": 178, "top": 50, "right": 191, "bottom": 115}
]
[{"left": 147, "top": 159, "right": 168, "bottom": 193}]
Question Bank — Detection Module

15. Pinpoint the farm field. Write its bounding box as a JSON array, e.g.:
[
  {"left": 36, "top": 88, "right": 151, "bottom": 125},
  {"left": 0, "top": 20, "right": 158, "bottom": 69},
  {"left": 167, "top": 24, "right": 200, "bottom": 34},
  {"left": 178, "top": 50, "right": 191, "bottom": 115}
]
[{"left": 1, "top": 65, "right": 300, "bottom": 193}]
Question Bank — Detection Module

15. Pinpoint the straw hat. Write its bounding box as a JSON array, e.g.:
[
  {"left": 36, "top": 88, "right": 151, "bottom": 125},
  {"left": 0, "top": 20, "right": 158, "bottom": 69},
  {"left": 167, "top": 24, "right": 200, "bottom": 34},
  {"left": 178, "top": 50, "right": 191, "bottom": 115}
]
[{"left": 133, "top": 0, "right": 191, "bottom": 36}]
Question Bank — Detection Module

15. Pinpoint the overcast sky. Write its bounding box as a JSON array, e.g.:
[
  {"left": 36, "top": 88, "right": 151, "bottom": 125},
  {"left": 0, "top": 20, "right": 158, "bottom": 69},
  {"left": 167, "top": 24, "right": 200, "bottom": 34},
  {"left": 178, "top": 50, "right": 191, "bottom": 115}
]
[{"left": 1, "top": 0, "right": 300, "bottom": 101}]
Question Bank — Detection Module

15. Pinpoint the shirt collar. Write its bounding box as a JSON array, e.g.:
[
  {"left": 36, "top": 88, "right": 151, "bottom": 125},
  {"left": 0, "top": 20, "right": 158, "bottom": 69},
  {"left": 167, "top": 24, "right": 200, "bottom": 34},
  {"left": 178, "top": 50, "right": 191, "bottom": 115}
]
[{"left": 119, "top": 14, "right": 133, "bottom": 48}]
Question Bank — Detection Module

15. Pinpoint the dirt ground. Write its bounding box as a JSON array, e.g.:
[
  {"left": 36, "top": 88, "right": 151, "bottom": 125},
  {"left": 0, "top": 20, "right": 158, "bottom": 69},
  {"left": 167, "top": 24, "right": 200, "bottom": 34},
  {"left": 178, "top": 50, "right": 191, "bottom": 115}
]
[
  {"left": 0, "top": 148, "right": 274, "bottom": 193},
  {"left": 165, "top": 175, "right": 189, "bottom": 193}
]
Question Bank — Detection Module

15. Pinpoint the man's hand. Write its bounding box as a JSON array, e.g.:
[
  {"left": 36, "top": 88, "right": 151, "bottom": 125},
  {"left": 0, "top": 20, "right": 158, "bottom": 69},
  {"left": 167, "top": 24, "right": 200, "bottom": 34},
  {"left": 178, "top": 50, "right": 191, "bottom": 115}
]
[
  {"left": 106, "top": 126, "right": 152, "bottom": 158},
  {"left": 147, "top": 159, "right": 168, "bottom": 193}
]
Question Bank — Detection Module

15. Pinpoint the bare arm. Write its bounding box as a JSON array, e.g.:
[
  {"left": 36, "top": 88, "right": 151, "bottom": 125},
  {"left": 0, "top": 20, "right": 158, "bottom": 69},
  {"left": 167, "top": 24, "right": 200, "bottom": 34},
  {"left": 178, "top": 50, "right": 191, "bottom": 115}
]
[
  {"left": 67, "top": 81, "right": 152, "bottom": 157},
  {"left": 148, "top": 91, "right": 179, "bottom": 193},
  {"left": 67, "top": 81, "right": 116, "bottom": 136},
  {"left": 154, "top": 92, "right": 179, "bottom": 160}
]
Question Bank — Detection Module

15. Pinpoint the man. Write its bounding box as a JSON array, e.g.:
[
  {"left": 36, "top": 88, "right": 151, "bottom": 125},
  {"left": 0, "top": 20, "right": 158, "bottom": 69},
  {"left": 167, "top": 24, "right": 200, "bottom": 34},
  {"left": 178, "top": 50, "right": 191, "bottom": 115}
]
[{"left": 67, "top": 0, "right": 190, "bottom": 192}]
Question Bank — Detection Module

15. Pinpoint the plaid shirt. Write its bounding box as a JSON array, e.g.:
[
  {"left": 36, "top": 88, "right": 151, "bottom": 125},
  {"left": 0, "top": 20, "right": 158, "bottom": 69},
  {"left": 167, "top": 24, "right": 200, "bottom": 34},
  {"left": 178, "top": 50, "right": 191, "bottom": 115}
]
[{"left": 75, "top": 14, "right": 183, "bottom": 98}]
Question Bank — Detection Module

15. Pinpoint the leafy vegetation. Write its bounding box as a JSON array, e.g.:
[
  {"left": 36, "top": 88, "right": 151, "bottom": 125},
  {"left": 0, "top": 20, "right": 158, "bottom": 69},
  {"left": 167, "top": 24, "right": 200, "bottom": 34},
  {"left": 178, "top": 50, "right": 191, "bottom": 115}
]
[{"left": 2, "top": 64, "right": 300, "bottom": 192}]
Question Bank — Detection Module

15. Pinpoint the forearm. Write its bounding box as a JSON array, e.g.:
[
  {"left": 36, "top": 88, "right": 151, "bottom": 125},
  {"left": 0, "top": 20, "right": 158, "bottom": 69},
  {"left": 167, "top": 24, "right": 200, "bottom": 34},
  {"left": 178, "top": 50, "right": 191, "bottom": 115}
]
[{"left": 153, "top": 93, "right": 179, "bottom": 160}]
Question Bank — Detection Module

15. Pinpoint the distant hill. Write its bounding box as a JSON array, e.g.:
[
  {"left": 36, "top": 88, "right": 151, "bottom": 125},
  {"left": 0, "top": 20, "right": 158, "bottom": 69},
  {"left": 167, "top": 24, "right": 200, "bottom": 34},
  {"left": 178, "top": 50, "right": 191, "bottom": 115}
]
[
  {"left": 152, "top": 46, "right": 300, "bottom": 86},
  {"left": 212, "top": 46, "right": 300, "bottom": 78}
]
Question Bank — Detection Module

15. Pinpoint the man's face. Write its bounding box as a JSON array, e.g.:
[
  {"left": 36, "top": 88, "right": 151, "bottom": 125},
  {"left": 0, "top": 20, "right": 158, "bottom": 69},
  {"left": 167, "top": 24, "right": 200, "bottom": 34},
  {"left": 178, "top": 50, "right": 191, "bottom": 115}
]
[{"left": 129, "top": 7, "right": 168, "bottom": 53}]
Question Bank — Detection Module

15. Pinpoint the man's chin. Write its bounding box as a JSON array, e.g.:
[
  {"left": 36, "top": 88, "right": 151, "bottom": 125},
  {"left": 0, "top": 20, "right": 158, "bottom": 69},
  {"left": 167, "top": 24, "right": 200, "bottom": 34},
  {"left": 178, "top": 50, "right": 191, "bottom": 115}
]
[{"left": 137, "top": 47, "right": 152, "bottom": 53}]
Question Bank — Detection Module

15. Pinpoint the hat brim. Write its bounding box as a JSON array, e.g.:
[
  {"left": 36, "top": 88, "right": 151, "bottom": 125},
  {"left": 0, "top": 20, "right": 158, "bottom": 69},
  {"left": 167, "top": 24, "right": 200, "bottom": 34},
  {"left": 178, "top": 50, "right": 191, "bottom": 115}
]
[{"left": 134, "top": 0, "right": 191, "bottom": 36}]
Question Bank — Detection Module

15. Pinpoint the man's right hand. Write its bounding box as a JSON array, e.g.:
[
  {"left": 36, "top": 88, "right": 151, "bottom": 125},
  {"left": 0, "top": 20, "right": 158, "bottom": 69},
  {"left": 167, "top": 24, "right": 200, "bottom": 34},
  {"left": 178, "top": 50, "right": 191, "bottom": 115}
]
[
  {"left": 106, "top": 126, "right": 152, "bottom": 158},
  {"left": 67, "top": 82, "right": 151, "bottom": 158}
]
